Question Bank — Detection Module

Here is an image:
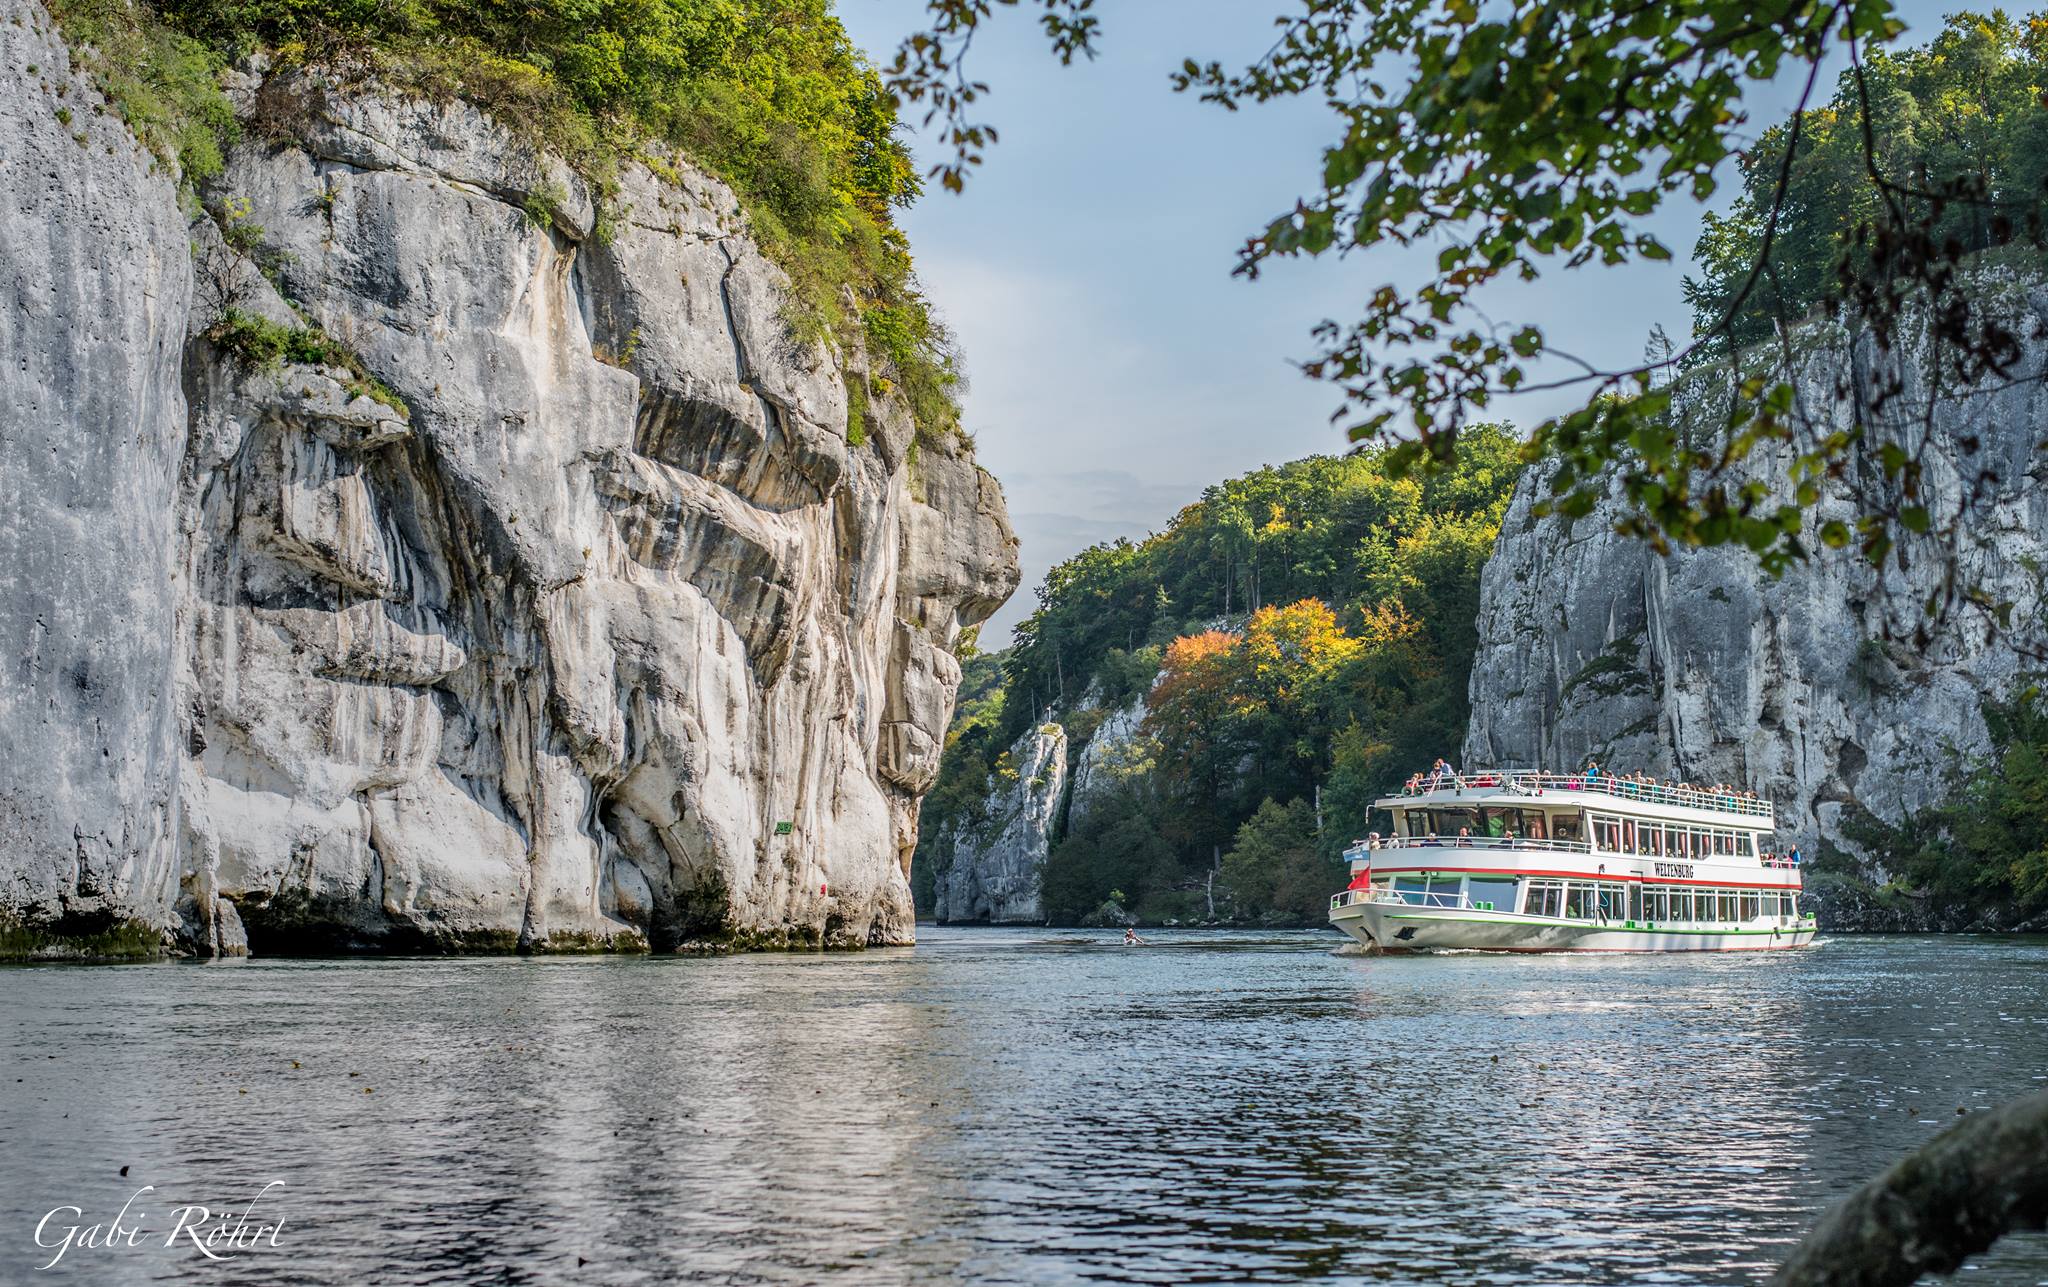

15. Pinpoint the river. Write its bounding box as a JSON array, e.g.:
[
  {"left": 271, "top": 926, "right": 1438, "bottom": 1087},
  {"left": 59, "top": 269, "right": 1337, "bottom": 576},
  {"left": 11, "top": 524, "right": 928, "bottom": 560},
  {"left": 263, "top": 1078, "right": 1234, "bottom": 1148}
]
[{"left": 4, "top": 930, "right": 2046, "bottom": 1284}]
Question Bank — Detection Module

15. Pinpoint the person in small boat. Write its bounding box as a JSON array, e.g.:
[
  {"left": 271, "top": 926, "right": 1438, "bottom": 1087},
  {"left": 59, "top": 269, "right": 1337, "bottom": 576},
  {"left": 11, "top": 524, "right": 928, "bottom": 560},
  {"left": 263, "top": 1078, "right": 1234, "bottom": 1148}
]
[{"left": 1124, "top": 926, "right": 1149, "bottom": 945}]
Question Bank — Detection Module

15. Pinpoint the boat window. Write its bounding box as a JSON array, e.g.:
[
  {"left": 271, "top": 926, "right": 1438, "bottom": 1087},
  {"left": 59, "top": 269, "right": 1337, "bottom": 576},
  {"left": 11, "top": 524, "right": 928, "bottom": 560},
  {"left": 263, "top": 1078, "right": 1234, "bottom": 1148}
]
[
  {"left": 1467, "top": 878, "right": 1516, "bottom": 912},
  {"left": 1431, "top": 809, "right": 1478, "bottom": 837},
  {"left": 1552, "top": 813, "right": 1583, "bottom": 843},
  {"left": 1484, "top": 807, "right": 1532, "bottom": 838},
  {"left": 1642, "top": 889, "right": 1665, "bottom": 922},
  {"left": 1406, "top": 812, "right": 1430, "bottom": 837},
  {"left": 1595, "top": 884, "right": 1626, "bottom": 920},
  {"left": 1524, "top": 879, "right": 1565, "bottom": 918},
  {"left": 1717, "top": 893, "right": 1737, "bottom": 921},
  {"left": 1563, "top": 882, "right": 1597, "bottom": 919},
  {"left": 1739, "top": 894, "right": 1760, "bottom": 921},
  {"left": 1525, "top": 814, "right": 1547, "bottom": 841},
  {"left": 1672, "top": 891, "right": 1694, "bottom": 921},
  {"left": 1394, "top": 876, "right": 1429, "bottom": 905}
]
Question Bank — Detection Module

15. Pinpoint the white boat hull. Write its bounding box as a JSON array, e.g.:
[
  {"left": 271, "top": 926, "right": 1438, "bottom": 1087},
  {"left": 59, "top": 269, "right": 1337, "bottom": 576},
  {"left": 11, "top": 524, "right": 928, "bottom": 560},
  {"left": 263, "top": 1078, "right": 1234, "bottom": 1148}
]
[{"left": 1332, "top": 900, "right": 1818, "bottom": 953}]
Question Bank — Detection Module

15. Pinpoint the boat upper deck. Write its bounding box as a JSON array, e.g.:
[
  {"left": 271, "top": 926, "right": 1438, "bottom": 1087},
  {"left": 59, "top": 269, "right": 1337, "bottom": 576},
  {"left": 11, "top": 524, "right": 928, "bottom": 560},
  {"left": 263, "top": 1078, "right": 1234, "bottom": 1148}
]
[{"left": 1379, "top": 769, "right": 1774, "bottom": 827}]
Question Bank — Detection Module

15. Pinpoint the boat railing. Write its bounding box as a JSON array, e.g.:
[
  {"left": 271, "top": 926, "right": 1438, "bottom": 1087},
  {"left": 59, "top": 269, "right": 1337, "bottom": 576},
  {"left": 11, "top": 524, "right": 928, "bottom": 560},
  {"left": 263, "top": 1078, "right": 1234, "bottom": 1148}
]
[
  {"left": 1760, "top": 853, "right": 1802, "bottom": 869},
  {"left": 1398, "top": 770, "right": 1772, "bottom": 819},
  {"left": 1329, "top": 889, "right": 1503, "bottom": 912},
  {"left": 1346, "top": 835, "right": 1594, "bottom": 857}
]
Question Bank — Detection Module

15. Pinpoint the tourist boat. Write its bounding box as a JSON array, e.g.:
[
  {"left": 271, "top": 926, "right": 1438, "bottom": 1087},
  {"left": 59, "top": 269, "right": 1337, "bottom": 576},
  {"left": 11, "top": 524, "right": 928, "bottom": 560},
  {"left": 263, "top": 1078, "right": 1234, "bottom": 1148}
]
[{"left": 1328, "top": 770, "right": 1817, "bottom": 952}]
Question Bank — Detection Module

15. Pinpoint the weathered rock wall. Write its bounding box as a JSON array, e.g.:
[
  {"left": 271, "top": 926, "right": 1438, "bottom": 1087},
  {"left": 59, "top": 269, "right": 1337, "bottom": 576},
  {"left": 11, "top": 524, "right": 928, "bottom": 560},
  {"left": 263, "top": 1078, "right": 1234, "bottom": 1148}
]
[
  {"left": 0, "top": 9, "right": 1018, "bottom": 955},
  {"left": 1465, "top": 301, "right": 2048, "bottom": 857},
  {"left": 933, "top": 723, "right": 1064, "bottom": 924}
]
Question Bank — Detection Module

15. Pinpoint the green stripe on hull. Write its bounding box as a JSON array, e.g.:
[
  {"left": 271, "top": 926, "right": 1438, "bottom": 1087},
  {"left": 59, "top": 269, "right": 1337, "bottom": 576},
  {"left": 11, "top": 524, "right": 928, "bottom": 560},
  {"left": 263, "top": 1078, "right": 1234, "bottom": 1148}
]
[
  {"left": 1330, "top": 905, "right": 1817, "bottom": 953},
  {"left": 1382, "top": 913, "right": 1801, "bottom": 937}
]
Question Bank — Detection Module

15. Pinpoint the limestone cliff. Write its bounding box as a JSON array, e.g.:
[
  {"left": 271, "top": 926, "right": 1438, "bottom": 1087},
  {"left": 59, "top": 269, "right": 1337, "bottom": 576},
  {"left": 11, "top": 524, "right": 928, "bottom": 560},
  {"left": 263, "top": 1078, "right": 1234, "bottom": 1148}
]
[
  {"left": 0, "top": 9, "right": 1019, "bottom": 955},
  {"left": 932, "top": 723, "right": 1063, "bottom": 924},
  {"left": 1464, "top": 300, "right": 2048, "bottom": 858},
  {"left": 928, "top": 681, "right": 1157, "bottom": 924}
]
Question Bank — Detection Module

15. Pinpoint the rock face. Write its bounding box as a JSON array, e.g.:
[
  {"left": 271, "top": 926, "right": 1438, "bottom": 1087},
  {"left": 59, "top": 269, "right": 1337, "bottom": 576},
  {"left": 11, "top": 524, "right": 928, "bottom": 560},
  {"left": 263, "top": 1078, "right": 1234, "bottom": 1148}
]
[
  {"left": 0, "top": 7, "right": 192, "bottom": 954},
  {"left": 1464, "top": 306, "right": 2048, "bottom": 856},
  {"left": 934, "top": 723, "right": 1064, "bottom": 924},
  {"left": 0, "top": 13, "right": 1018, "bottom": 955},
  {"left": 1066, "top": 692, "right": 1150, "bottom": 830}
]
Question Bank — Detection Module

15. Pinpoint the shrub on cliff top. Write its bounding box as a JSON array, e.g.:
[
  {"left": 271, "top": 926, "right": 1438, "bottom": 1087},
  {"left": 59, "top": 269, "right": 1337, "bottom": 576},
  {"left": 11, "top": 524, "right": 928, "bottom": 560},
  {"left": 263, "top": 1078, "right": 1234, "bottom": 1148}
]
[{"left": 48, "top": 0, "right": 959, "bottom": 439}]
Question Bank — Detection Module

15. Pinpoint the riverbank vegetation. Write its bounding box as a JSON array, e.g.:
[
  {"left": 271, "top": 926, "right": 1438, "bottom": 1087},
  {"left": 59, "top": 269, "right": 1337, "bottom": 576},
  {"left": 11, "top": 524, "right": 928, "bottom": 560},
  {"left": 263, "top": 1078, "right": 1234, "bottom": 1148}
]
[
  {"left": 1817, "top": 687, "right": 2048, "bottom": 927},
  {"left": 918, "top": 427, "right": 1521, "bottom": 926},
  {"left": 44, "top": 0, "right": 960, "bottom": 433}
]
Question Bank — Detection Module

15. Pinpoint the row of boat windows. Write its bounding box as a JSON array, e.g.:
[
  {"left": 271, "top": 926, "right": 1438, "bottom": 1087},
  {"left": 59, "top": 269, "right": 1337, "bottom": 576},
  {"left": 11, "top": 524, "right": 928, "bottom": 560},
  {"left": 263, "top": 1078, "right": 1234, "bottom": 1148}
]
[
  {"left": 1381, "top": 876, "right": 1800, "bottom": 923},
  {"left": 1401, "top": 808, "right": 1763, "bottom": 859},
  {"left": 1587, "top": 813, "right": 1756, "bottom": 860},
  {"left": 1405, "top": 807, "right": 1582, "bottom": 842}
]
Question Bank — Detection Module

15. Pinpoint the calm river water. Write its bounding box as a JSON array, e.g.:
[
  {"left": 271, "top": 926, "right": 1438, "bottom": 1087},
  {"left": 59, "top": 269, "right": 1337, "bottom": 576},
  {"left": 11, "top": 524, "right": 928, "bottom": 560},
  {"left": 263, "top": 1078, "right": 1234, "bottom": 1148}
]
[{"left": 4, "top": 930, "right": 2047, "bottom": 1285}]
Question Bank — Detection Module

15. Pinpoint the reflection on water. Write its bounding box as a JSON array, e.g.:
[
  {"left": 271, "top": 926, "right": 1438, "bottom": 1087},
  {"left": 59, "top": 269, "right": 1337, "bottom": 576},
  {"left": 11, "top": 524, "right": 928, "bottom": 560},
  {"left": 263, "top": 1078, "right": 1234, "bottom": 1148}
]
[{"left": 4, "top": 932, "right": 2047, "bottom": 1284}]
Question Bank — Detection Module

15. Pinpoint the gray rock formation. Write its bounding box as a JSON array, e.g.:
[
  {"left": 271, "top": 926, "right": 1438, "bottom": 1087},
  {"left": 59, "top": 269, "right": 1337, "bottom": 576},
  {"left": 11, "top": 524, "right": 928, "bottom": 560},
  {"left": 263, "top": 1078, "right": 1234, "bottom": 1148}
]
[
  {"left": 0, "top": 7, "right": 191, "bottom": 955},
  {"left": 1465, "top": 302, "right": 2048, "bottom": 856},
  {"left": 0, "top": 11, "right": 1018, "bottom": 955},
  {"left": 934, "top": 723, "right": 1064, "bottom": 924},
  {"left": 1066, "top": 692, "right": 1151, "bottom": 830}
]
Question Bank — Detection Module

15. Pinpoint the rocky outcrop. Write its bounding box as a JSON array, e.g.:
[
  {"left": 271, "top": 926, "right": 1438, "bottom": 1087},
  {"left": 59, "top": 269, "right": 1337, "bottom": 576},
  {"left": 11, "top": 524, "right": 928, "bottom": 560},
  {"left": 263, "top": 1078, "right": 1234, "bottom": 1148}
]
[
  {"left": 1066, "top": 692, "right": 1150, "bottom": 830},
  {"left": 0, "top": 7, "right": 191, "bottom": 955},
  {"left": 1465, "top": 302, "right": 2048, "bottom": 857},
  {"left": 933, "top": 723, "right": 1064, "bottom": 924},
  {"left": 0, "top": 11, "right": 1018, "bottom": 955}
]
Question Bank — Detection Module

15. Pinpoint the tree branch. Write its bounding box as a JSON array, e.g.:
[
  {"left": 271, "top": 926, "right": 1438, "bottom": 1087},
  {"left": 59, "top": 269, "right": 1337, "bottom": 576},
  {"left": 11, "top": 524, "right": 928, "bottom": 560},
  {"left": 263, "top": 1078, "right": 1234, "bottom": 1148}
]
[{"left": 1772, "top": 1088, "right": 2048, "bottom": 1286}]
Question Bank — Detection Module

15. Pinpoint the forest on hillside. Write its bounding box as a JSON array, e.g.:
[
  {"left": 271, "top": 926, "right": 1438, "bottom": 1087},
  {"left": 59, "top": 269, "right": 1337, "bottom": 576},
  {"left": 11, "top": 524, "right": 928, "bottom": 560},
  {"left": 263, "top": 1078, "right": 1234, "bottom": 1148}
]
[
  {"left": 914, "top": 11, "right": 2048, "bottom": 931},
  {"left": 916, "top": 426, "right": 1523, "bottom": 925}
]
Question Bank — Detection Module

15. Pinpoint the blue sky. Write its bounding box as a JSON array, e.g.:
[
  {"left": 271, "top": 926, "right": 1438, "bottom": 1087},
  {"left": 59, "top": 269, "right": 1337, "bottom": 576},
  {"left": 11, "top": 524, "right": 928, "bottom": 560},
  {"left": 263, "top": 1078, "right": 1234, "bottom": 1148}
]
[{"left": 837, "top": 1, "right": 1953, "bottom": 644}]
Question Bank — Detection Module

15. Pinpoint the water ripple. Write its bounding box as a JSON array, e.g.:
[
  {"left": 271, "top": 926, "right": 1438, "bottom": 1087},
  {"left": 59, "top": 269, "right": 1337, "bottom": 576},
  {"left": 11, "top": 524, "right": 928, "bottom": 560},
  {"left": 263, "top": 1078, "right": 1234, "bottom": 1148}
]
[{"left": 4, "top": 932, "right": 2048, "bottom": 1284}]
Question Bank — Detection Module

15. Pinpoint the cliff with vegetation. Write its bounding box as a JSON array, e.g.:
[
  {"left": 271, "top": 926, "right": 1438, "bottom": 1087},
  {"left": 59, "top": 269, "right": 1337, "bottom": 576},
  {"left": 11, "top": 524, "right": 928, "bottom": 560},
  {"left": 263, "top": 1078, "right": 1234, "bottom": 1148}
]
[
  {"left": 0, "top": 0, "right": 1018, "bottom": 957},
  {"left": 1465, "top": 12, "right": 2048, "bottom": 932},
  {"left": 1464, "top": 321, "right": 2048, "bottom": 928},
  {"left": 919, "top": 431, "right": 1520, "bottom": 926}
]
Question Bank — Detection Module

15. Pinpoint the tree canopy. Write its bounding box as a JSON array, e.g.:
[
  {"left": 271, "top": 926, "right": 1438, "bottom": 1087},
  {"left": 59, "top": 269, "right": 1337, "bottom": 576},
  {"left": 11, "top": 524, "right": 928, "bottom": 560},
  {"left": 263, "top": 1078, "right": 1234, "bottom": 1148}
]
[{"left": 886, "top": 2, "right": 2048, "bottom": 619}]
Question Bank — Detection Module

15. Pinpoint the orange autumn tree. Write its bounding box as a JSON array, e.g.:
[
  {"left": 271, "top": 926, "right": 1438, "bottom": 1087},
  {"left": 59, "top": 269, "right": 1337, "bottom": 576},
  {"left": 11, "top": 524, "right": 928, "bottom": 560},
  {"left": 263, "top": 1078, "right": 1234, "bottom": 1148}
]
[{"left": 1145, "top": 629, "right": 1247, "bottom": 821}]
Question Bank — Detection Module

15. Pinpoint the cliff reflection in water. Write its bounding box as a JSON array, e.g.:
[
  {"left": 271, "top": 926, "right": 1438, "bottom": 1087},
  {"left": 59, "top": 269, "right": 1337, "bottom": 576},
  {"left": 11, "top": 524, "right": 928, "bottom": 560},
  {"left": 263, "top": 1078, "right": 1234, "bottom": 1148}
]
[{"left": 4, "top": 932, "right": 2048, "bottom": 1284}]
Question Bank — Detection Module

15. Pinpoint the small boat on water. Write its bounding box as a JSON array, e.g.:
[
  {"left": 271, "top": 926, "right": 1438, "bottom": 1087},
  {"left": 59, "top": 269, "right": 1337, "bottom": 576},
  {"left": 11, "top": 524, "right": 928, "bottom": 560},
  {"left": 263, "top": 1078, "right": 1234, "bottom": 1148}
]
[{"left": 1329, "top": 768, "right": 1817, "bottom": 953}]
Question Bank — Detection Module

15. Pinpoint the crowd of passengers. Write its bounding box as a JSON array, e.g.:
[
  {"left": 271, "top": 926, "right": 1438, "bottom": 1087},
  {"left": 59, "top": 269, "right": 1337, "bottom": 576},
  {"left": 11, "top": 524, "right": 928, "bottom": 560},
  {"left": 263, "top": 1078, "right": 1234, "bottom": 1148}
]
[{"left": 1400, "top": 757, "right": 1764, "bottom": 811}]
